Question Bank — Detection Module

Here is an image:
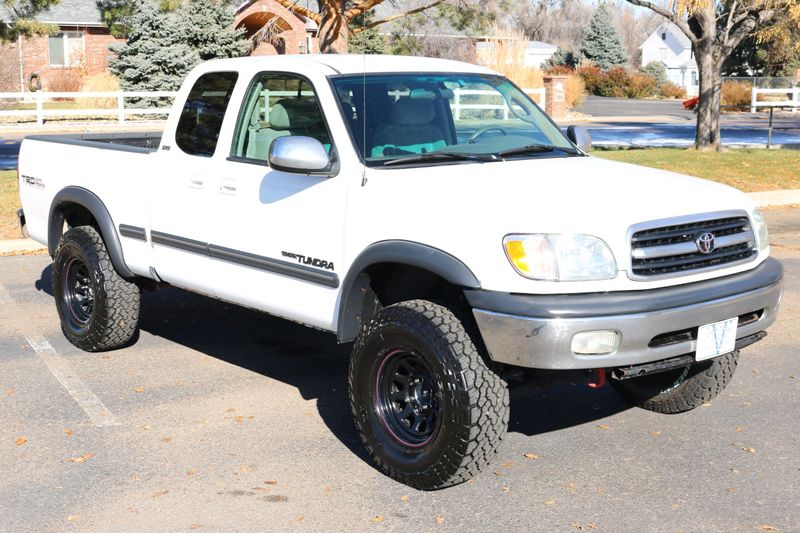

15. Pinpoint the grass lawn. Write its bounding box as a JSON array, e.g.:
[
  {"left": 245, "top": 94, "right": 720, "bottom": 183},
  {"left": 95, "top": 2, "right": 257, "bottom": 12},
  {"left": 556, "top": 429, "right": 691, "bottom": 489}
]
[
  {"left": 594, "top": 148, "right": 800, "bottom": 192},
  {"left": 0, "top": 170, "right": 22, "bottom": 240}
]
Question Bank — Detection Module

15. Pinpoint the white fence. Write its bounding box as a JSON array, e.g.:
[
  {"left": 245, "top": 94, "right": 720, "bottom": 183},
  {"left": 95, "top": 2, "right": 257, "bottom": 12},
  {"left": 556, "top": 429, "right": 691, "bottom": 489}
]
[
  {"left": 0, "top": 86, "right": 548, "bottom": 126},
  {"left": 452, "top": 88, "right": 546, "bottom": 120},
  {"left": 0, "top": 91, "right": 178, "bottom": 125},
  {"left": 750, "top": 87, "right": 799, "bottom": 113}
]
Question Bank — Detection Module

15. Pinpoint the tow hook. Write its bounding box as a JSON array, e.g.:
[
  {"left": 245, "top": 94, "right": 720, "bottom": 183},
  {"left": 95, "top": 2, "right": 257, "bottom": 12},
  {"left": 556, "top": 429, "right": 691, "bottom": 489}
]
[{"left": 587, "top": 368, "right": 606, "bottom": 389}]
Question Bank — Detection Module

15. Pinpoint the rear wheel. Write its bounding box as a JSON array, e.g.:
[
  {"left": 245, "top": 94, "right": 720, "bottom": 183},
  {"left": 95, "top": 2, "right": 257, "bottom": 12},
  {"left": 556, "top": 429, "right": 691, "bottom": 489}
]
[
  {"left": 349, "top": 300, "right": 509, "bottom": 490},
  {"left": 53, "top": 226, "right": 140, "bottom": 352},
  {"left": 611, "top": 351, "right": 739, "bottom": 414}
]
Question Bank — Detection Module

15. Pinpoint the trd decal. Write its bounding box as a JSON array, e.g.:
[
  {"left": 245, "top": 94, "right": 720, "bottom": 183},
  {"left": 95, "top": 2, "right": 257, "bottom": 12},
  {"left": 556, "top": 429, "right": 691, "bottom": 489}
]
[
  {"left": 282, "top": 251, "right": 335, "bottom": 271},
  {"left": 22, "top": 175, "right": 45, "bottom": 189}
]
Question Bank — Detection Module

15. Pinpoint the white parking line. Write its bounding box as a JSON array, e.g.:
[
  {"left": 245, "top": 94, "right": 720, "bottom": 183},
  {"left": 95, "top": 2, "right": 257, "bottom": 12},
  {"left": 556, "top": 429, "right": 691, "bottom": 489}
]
[
  {"left": 0, "top": 283, "right": 13, "bottom": 304},
  {"left": 26, "top": 336, "right": 119, "bottom": 427}
]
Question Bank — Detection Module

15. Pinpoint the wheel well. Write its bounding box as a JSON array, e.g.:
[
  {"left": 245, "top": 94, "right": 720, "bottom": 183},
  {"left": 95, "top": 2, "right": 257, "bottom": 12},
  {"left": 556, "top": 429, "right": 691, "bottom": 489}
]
[
  {"left": 50, "top": 202, "right": 100, "bottom": 249},
  {"left": 338, "top": 262, "right": 476, "bottom": 343}
]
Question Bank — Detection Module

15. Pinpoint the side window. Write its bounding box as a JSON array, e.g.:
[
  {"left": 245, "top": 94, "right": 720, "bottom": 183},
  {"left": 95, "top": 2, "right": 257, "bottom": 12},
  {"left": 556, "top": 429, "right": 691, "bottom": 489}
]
[
  {"left": 231, "top": 73, "right": 332, "bottom": 163},
  {"left": 175, "top": 72, "right": 239, "bottom": 157}
]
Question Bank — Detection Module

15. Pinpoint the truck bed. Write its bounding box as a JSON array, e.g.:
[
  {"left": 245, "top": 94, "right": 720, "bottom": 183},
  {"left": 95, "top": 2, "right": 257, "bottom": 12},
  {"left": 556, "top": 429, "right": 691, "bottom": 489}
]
[{"left": 25, "top": 131, "right": 162, "bottom": 154}]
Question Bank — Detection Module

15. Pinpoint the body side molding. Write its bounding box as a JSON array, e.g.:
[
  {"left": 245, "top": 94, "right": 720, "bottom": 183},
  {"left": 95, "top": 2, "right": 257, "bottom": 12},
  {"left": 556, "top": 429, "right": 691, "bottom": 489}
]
[
  {"left": 336, "top": 240, "right": 481, "bottom": 342},
  {"left": 48, "top": 186, "right": 134, "bottom": 278},
  {"left": 119, "top": 224, "right": 147, "bottom": 242}
]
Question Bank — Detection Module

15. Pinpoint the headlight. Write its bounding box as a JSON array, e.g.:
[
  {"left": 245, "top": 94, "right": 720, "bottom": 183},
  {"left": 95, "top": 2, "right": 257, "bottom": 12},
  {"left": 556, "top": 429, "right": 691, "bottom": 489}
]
[
  {"left": 503, "top": 234, "right": 617, "bottom": 281},
  {"left": 751, "top": 208, "right": 769, "bottom": 252}
]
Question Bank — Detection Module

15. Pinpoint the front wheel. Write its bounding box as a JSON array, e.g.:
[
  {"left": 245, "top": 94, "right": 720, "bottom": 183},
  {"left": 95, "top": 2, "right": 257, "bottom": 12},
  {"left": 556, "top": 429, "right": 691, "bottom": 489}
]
[
  {"left": 349, "top": 300, "right": 509, "bottom": 490},
  {"left": 611, "top": 351, "right": 740, "bottom": 414},
  {"left": 52, "top": 226, "right": 141, "bottom": 352}
]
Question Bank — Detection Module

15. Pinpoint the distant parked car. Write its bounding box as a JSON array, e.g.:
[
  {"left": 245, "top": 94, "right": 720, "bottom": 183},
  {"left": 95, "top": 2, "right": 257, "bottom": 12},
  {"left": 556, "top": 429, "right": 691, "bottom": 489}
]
[
  {"left": 683, "top": 96, "right": 699, "bottom": 111},
  {"left": 0, "top": 139, "right": 21, "bottom": 170}
]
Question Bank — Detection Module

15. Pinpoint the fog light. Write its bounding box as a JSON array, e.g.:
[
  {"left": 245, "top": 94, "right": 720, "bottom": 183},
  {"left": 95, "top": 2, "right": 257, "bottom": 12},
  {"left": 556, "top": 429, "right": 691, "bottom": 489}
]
[{"left": 571, "top": 330, "right": 620, "bottom": 355}]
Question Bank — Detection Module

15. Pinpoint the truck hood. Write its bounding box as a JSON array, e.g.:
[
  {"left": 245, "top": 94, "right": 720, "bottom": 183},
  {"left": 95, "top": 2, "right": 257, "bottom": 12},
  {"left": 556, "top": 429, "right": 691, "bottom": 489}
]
[{"left": 360, "top": 155, "right": 760, "bottom": 294}]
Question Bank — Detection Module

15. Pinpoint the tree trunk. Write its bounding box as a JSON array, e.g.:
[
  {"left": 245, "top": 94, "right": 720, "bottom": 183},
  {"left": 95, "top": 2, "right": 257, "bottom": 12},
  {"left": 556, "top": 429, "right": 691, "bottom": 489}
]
[
  {"left": 318, "top": 13, "right": 349, "bottom": 53},
  {"left": 694, "top": 51, "right": 724, "bottom": 151}
]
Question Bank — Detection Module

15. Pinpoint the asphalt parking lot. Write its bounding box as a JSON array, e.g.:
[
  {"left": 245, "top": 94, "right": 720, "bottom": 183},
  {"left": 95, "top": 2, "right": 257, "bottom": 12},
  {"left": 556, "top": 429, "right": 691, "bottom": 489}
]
[{"left": 1, "top": 210, "right": 799, "bottom": 532}]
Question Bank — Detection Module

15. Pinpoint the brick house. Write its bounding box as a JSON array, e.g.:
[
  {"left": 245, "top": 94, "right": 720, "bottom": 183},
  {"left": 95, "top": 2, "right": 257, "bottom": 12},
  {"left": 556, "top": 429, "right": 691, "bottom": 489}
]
[
  {"left": 0, "top": 0, "right": 123, "bottom": 92},
  {"left": 234, "top": 0, "right": 319, "bottom": 56}
]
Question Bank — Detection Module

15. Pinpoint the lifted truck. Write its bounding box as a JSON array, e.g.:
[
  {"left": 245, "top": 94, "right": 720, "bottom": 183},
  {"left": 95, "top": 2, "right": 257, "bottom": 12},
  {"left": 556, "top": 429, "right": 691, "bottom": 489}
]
[{"left": 17, "top": 55, "right": 783, "bottom": 490}]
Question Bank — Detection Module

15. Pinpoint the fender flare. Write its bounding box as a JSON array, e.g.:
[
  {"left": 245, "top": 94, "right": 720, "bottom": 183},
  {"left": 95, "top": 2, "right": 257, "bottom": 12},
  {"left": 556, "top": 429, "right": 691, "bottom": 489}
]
[
  {"left": 48, "top": 186, "right": 134, "bottom": 279},
  {"left": 336, "top": 240, "right": 481, "bottom": 342}
]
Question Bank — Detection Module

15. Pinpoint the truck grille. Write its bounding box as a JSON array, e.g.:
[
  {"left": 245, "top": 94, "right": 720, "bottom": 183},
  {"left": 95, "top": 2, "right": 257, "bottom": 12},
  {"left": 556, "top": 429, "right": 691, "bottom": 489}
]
[{"left": 631, "top": 215, "right": 757, "bottom": 278}]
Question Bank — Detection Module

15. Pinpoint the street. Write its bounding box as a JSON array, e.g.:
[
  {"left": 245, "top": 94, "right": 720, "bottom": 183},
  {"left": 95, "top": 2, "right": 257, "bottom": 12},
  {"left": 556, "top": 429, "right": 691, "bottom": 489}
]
[{"left": 0, "top": 209, "right": 798, "bottom": 532}]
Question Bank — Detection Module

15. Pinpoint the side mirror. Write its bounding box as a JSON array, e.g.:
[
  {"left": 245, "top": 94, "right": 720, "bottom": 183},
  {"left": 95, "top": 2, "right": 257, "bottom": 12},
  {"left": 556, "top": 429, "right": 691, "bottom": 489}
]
[
  {"left": 566, "top": 126, "right": 592, "bottom": 152},
  {"left": 269, "top": 136, "right": 330, "bottom": 174}
]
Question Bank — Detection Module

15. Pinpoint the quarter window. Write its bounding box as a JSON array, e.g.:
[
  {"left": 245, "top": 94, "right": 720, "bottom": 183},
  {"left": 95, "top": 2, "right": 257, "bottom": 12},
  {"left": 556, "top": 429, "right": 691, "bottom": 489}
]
[
  {"left": 232, "top": 73, "right": 332, "bottom": 163},
  {"left": 175, "top": 72, "right": 239, "bottom": 157}
]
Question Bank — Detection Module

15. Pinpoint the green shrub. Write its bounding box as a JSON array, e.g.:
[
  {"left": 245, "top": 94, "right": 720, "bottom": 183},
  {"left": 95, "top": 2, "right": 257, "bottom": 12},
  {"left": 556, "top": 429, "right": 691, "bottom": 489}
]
[{"left": 642, "top": 62, "right": 668, "bottom": 87}]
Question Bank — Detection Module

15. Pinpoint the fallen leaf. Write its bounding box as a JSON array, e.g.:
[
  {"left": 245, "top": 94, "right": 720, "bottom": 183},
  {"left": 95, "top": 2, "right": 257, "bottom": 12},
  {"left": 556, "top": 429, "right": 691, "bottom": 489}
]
[
  {"left": 100, "top": 354, "right": 112, "bottom": 360},
  {"left": 134, "top": 386, "right": 145, "bottom": 393},
  {"left": 251, "top": 487, "right": 269, "bottom": 492},
  {"left": 544, "top": 499, "right": 555, "bottom": 505},
  {"left": 500, "top": 462, "right": 514, "bottom": 468},
  {"left": 64, "top": 429, "right": 74, "bottom": 437},
  {"left": 141, "top": 424, "right": 151, "bottom": 431},
  {"left": 727, "top": 488, "right": 737, "bottom": 493},
  {"left": 789, "top": 375, "right": 795, "bottom": 379},
  {"left": 264, "top": 480, "right": 277, "bottom": 485},
  {"left": 501, "top": 486, "right": 510, "bottom": 493},
  {"left": 5, "top": 388, "right": 13, "bottom": 397},
  {"left": 596, "top": 424, "right": 610, "bottom": 430},
  {"left": 650, "top": 431, "right": 662, "bottom": 437},
  {"left": 701, "top": 402, "right": 712, "bottom": 407},
  {"left": 323, "top": 485, "right": 333, "bottom": 495},
  {"left": 757, "top": 526, "right": 779, "bottom": 532},
  {"left": 493, "top": 471, "right": 502, "bottom": 477},
  {"left": 161, "top": 437, "right": 172, "bottom": 444},
  {"left": 186, "top": 469, "right": 196, "bottom": 477},
  {"left": 736, "top": 426, "right": 746, "bottom": 433},
  {"left": 523, "top": 453, "right": 539, "bottom": 460},
  {"left": 239, "top": 464, "right": 255, "bottom": 474},
  {"left": 731, "top": 468, "right": 741, "bottom": 475},
  {"left": 189, "top": 525, "right": 202, "bottom": 530},
  {"left": 152, "top": 490, "right": 169, "bottom": 498},
  {"left": 15, "top": 436, "right": 27, "bottom": 446},
  {"left": 752, "top": 368, "right": 760, "bottom": 374},
  {"left": 226, "top": 408, "right": 236, "bottom": 413},
  {"left": 295, "top": 515, "right": 305, "bottom": 523},
  {"left": 369, "top": 515, "right": 384, "bottom": 523},
  {"left": 742, "top": 447, "right": 756, "bottom": 453},
  {"left": 566, "top": 482, "right": 576, "bottom": 494},
  {"left": 671, "top": 504, "right": 680, "bottom": 510},
  {"left": 67, "top": 453, "right": 95, "bottom": 463},
  {"left": 400, "top": 495, "right": 409, "bottom": 502},
  {"left": 573, "top": 523, "right": 599, "bottom": 531},
  {"left": 435, "top": 516, "right": 445, "bottom": 524},
  {"left": 66, "top": 515, "right": 79, "bottom": 522}
]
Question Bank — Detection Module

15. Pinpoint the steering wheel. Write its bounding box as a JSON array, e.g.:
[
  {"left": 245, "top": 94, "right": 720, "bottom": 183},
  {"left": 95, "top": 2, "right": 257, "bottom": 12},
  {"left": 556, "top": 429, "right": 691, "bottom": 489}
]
[{"left": 467, "top": 126, "right": 508, "bottom": 144}]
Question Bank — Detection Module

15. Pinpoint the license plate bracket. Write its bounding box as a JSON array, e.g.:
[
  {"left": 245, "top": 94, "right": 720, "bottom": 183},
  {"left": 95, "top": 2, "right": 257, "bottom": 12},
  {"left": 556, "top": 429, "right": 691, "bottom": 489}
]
[{"left": 696, "top": 317, "right": 739, "bottom": 361}]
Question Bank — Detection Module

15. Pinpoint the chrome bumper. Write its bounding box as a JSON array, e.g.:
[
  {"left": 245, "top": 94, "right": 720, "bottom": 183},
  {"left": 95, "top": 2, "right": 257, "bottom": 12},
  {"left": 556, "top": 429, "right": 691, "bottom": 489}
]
[{"left": 468, "top": 258, "right": 783, "bottom": 370}]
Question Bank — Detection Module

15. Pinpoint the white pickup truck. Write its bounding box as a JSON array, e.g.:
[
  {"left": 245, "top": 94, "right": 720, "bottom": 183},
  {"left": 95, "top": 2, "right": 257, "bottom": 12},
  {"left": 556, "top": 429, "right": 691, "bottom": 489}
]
[{"left": 17, "top": 55, "right": 783, "bottom": 490}]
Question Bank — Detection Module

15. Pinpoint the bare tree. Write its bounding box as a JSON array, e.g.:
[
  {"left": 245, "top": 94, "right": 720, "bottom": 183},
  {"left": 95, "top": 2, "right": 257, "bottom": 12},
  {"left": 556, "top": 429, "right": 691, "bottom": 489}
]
[{"left": 624, "top": 0, "right": 800, "bottom": 150}]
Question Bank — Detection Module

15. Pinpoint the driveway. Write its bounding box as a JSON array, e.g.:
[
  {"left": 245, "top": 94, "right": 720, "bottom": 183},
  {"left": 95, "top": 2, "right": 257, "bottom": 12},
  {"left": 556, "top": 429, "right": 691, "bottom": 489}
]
[
  {"left": 1, "top": 210, "right": 798, "bottom": 531},
  {"left": 576, "top": 96, "right": 697, "bottom": 120}
]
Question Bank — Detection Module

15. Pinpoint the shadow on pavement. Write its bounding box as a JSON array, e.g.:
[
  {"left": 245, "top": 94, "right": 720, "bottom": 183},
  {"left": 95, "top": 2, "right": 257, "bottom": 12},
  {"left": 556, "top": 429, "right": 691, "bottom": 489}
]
[{"left": 35, "top": 264, "right": 631, "bottom": 466}]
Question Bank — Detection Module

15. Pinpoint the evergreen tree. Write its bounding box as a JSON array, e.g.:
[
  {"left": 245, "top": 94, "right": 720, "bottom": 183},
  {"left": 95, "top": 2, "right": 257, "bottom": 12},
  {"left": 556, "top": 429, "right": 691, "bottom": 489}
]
[
  {"left": 96, "top": 0, "right": 134, "bottom": 38},
  {"left": 1, "top": 0, "right": 60, "bottom": 42},
  {"left": 179, "top": 0, "right": 248, "bottom": 61},
  {"left": 579, "top": 4, "right": 628, "bottom": 70},
  {"left": 108, "top": 1, "right": 199, "bottom": 92},
  {"left": 642, "top": 61, "right": 668, "bottom": 87},
  {"left": 348, "top": 13, "right": 388, "bottom": 54}
]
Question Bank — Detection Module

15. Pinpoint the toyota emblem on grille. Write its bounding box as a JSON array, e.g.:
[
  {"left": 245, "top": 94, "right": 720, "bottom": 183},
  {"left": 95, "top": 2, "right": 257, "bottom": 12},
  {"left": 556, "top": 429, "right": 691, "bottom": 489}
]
[{"left": 696, "top": 232, "right": 717, "bottom": 254}]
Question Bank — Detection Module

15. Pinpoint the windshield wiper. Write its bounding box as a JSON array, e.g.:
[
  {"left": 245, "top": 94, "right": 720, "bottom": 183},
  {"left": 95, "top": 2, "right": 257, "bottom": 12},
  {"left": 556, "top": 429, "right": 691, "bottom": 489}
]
[
  {"left": 496, "top": 144, "right": 581, "bottom": 158},
  {"left": 382, "top": 151, "right": 499, "bottom": 167}
]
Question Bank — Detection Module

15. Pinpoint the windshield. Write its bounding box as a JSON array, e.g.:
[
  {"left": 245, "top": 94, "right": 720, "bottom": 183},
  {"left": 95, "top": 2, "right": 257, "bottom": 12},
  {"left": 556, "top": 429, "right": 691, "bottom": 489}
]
[{"left": 330, "top": 73, "right": 578, "bottom": 167}]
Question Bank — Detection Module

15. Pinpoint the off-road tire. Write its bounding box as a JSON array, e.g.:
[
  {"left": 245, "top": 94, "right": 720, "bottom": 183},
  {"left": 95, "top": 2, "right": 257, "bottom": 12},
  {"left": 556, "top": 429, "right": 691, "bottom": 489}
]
[
  {"left": 52, "top": 226, "right": 140, "bottom": 352},
  {"left": 611, "top": 350, "right": 740, "bottom": 414},
  {"left": 349, "top": 300, "right": 509, "bottom": 490}
]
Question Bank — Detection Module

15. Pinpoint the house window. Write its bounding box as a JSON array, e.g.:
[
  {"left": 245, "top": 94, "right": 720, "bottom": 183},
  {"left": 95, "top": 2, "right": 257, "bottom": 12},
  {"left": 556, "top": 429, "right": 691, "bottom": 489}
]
[
  {"left": 661, "top": 32, "right": 667, "bottom": 40},
  {"left": 692, "top": 71, "right": 698, "bottom": 86},
  {"left": 48, "top": 32, "right": 85, "bottom": 67}
]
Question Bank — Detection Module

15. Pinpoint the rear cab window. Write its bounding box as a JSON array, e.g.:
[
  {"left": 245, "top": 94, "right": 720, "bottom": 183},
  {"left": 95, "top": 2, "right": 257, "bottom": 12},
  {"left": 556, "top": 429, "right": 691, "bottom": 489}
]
[{"left": 175, "top": 71, "right": 239, "bottom": 157}]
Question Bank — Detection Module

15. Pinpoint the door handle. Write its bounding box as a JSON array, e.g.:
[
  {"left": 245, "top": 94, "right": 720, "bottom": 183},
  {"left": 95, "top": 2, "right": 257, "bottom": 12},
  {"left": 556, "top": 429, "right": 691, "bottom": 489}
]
[{"left": 219, "top": 178, "right": 237, "bottom": 195}]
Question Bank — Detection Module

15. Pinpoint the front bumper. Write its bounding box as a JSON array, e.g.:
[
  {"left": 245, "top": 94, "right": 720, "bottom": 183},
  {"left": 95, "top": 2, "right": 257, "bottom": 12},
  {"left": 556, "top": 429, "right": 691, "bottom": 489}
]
[{"left": 467, "top": 258, "right": 784, "bottom": 370}]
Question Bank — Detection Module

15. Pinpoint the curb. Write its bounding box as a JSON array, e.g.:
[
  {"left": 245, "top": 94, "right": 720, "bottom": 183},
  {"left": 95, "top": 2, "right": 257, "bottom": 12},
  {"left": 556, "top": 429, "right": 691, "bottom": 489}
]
[
  {"left": 747, "top": 189, "right": 800, "bottom": 209},
  {"left": 0, "top": 239, "right": 47, "bottom": 256}
]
